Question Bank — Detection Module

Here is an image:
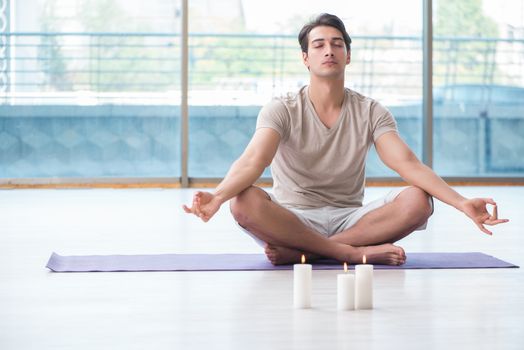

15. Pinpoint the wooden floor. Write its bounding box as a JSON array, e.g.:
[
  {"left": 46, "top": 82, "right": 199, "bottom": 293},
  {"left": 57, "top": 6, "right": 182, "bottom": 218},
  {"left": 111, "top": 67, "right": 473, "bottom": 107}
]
[{"left": 0, "top": 187, "right": 523, "bottom": 349}]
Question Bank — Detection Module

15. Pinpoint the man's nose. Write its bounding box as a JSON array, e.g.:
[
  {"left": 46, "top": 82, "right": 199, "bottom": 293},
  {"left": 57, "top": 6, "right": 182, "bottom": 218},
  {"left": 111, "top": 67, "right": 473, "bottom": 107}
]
[{"left": 324, "top": 45, "right": 334, "bottom": 56}]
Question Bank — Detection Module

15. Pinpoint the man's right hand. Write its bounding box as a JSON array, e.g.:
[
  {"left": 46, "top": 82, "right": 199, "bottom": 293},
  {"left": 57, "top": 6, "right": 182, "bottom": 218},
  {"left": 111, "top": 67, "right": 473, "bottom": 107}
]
[
  {"left": 182, "top": 191, "right": 222, "bottom": 222},
  {"left": 182, "top": 128, "right": 280, "bottom": 223}
]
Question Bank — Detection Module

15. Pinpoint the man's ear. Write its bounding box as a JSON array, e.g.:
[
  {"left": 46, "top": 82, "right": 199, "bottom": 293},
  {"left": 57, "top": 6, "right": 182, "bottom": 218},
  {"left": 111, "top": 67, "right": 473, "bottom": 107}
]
[
  {"left": 302, "top": 51, "right": 309, "bottom": 69},
  {"left": 346, "top": 50, "right": 351, "bottom": 65}
]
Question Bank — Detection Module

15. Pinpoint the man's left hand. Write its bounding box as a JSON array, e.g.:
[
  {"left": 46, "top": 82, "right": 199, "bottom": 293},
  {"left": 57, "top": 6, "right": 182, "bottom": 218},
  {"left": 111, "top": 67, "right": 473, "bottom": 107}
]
[{"left": 459, "top": 198, "right": 509, "bottom": 235}]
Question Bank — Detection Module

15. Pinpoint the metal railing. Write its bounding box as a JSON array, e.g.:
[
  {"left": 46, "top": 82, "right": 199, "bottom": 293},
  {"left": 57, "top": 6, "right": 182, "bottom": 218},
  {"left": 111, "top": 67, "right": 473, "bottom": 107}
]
[{"left": 2, "top": 32, "right": 522, "bottom": 105}]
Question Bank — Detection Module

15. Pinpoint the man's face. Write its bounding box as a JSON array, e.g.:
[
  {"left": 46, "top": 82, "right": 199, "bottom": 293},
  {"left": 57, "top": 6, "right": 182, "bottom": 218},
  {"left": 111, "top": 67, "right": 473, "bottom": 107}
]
[{"left": 302, "top": 25, "right": 351, "bottom": 78}]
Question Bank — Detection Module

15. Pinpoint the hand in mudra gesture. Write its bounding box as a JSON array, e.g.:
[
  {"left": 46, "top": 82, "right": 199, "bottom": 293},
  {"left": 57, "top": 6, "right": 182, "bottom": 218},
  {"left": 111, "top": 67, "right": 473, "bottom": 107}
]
[
  {"left": 459, "top": 198, "right": 509, "bottom": 235},
  {"left": 182, "top": 191, "right": 222, "bottom": 222}
]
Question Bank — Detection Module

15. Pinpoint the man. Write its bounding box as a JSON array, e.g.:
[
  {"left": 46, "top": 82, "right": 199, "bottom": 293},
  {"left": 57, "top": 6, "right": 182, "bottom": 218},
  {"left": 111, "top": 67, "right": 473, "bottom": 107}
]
[{"left": 183, "top": 13, "right": 508, "bottom": 266}]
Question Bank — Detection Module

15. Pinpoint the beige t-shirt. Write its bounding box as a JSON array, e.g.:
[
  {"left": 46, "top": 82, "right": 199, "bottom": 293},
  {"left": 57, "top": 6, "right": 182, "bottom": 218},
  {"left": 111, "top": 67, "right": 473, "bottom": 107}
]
[{"left": 256, "top": 85, "right": 398, "bottom": 209}]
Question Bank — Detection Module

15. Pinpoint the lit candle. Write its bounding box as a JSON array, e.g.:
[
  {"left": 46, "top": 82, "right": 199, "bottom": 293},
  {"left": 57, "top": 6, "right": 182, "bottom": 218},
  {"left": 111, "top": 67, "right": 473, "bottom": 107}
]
[
  {"left": 293, "top": 254, "right": 312, "bottom": 309},
  {"left": 355, "top": 255, "right": 373, "bottom": 309},
  {"left": 337, "top": 262, "right": 355, "bottom": 311}
]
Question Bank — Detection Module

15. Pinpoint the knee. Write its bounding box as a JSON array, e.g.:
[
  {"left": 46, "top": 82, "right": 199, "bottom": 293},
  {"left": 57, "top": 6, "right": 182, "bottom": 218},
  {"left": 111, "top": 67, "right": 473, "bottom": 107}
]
[
  {"left": 230, "top": 186, "right": 269, "bottom": 226},
  {"left": 398, "top": 187, "right": 433, "bottom": 224}
]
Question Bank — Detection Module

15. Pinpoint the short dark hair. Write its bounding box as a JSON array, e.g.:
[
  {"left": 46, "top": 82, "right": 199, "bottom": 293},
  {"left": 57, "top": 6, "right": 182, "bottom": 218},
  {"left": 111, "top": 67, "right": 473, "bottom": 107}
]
[{"left": 298, "top": 13, "right": 352, "bottom": 53}]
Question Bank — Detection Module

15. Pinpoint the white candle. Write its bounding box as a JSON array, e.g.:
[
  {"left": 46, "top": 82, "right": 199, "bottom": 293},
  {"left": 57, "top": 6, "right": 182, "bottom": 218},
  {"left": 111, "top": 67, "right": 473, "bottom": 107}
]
[
  {"left": 337, "top": 262, "right": 355, "bottom": 311},
  {"left": 293, "top": 254, "right": 312, "bottom": 309},
  {"left": 355, "top": 255, "right": 373, "bottom": 309}
]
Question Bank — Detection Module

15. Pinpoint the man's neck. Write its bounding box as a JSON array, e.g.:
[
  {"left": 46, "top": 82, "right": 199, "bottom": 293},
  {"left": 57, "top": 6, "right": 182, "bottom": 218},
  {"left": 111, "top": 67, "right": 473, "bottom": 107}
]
[{"left": 308, "top": 77, "right": 346, "bottom": 111}]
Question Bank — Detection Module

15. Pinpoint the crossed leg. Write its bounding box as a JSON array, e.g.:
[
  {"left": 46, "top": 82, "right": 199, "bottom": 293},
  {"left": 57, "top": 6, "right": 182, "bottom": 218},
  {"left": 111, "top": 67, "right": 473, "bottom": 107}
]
[
  {"left": 230, "top": 186, "right": 433, "bottom": 266},
  {"left": 331, "top": 186, "right": 433, "bottom": 245},
  {"left": 265, "top": 186, "right": 433, "bottom": 265}
]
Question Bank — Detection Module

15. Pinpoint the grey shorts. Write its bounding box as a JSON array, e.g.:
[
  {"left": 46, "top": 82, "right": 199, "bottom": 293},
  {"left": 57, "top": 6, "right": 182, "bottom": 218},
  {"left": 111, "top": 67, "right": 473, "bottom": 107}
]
[{"left": 238, "top": 187, "right": 434, "bottom": 247}]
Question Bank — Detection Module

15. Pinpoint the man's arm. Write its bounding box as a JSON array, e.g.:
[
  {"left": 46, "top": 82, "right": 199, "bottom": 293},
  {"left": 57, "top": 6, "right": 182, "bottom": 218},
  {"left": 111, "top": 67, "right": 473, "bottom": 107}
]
[
  {"left": 374, "top": 131, "right": 508, "bottom": 234},
  {"left": 183, "top": 127, "right": 280, "bottom": 222}
]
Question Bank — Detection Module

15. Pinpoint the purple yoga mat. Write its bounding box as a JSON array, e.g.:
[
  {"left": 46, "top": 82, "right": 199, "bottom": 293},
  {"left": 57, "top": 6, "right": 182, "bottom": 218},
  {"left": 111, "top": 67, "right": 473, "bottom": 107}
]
[{"left": 46, "top": 252, "right": 518, "bottom": 272}]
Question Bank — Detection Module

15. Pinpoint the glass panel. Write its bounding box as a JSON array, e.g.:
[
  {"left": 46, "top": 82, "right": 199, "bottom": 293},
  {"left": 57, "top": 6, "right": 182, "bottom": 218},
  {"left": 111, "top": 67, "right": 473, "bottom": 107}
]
[
  {"left": 0, "top": 0, "right": 181, "bottom": 178},
  {"left": 433, "top": 0, "right": 524, "bottom": 176},
  {"left": 189, "top": 0, "right": 423, "bottom": 178}
]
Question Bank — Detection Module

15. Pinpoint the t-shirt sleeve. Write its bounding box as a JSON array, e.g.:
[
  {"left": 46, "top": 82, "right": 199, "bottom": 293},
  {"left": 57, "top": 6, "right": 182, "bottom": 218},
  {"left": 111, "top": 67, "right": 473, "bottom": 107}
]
[
  {"left": 370, "top": 102, "right": 398, "bottom": 142},
  {"left": 256, "top": 98, "right": 290, "bottom": 141}
]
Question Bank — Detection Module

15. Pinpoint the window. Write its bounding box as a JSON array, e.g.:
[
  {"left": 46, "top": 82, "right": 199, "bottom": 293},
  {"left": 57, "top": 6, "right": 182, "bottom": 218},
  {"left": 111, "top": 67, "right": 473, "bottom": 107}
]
[
  {"left": 1, "top": 0, "right": 523, "bottom": 182},
  {"left": 0, "top": 0, "right": 181, "bottom": 178},
  {"left": 433, "top": 0, "right": 524, "bottom": 176},
  {"left": 188, "top": 0, "right": 423, "bottom": 178}
]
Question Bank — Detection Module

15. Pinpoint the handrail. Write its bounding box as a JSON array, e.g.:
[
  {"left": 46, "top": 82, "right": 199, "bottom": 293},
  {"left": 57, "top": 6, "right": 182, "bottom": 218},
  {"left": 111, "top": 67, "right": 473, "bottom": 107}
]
[{"left": 1, "top": 32, "right": 522, "bottom": 105}]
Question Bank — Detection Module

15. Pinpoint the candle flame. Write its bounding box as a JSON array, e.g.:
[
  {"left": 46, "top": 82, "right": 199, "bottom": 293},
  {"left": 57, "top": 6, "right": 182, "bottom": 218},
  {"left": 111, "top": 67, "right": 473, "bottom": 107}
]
[
  {"left": 363, "top": 255, "right": 367, "bottom": 264},
  {"left": 301, "top": 254, "right": 306, "bottom": 264},
  {"left": 343, "top": 262, "right": 348, "bottom": 272}
]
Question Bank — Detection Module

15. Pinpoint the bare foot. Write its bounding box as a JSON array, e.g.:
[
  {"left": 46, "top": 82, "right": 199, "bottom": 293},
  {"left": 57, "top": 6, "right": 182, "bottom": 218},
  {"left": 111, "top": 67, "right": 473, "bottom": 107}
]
[
  {"left": 264, "top": 242, "right": 406, "bottom": 266},
  {"left": 353, "top": 243, "right": 406, "bottom": 266},
  {"left": 264, "top": 244, "right": 319, "bottom": 266}
]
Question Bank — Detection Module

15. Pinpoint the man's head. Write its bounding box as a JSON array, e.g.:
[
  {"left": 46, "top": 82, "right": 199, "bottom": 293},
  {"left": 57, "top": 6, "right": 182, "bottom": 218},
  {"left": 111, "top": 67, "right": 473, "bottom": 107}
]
[
  {"left": 298, "top": 13, "right": 352, "bottom": 54},
  {"left": 298, "top": 14, "right": 352, "bottom": 78}
]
